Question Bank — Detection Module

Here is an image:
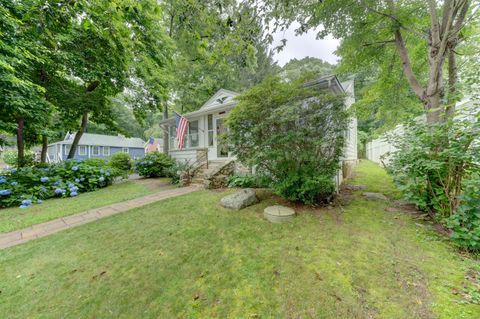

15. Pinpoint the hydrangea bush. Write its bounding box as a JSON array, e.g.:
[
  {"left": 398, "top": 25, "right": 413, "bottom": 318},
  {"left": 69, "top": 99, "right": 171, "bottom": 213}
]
[
  {"left": 0, "top": 160, "right": 120, "bottom": 208},
  {"left": 134, "top": 152, "right": 175, "bottom": 178}
]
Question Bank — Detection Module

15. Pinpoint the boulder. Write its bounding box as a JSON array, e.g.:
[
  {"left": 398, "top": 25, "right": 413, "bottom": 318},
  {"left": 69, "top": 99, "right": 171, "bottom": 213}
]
[
  {"left": 220, "top": 188, "right": 258, "bottom": 210},
  {"left": 362, "top": 192, "right": 388, "bottom": 201},
  {"left": 264, "top": 205, "right": 295, "bottom": 223}
]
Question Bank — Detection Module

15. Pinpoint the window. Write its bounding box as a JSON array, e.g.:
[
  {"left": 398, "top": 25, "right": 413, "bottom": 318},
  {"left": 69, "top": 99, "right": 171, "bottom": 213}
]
[
  {"left": 103, "top": 146, "right": 110, "bottom": 156},
  {"left": 64, "top": 145, "right": 71, "bottom": 155},
  {"left": 122, "top": 147, "right": 129, "bottom": 153},
  {"left": 92, "top": 146, "right": 100, "bottom": 156},
  {"left": 78, "top": 145, "right": 87, "bottom": 156},
  {"left": 208, "top": 114, "right": 214, "bottom": 147},
  {"left": 188, "top": 120, "right": 199, "bottom": 148}
]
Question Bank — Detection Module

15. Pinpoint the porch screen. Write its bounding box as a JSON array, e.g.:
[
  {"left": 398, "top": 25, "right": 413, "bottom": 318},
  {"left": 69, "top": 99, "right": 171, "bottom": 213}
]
[{"left": 188, "top": 120, "right": 199, "bottom": 148}]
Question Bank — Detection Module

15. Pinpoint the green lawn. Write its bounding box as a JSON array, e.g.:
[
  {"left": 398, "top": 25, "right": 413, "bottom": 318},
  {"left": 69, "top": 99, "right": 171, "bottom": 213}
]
[
  {"left": 0, "top": 179, "right": 170, "bottom": 233},
  {"left": 0, "top": 161, "right": 478, "bottom": 318}
]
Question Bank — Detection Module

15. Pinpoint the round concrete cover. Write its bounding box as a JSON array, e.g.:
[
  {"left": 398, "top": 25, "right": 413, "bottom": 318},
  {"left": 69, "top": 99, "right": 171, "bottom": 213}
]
[{"left": 264, "top": 205, "right": 295, "bottom": 223}]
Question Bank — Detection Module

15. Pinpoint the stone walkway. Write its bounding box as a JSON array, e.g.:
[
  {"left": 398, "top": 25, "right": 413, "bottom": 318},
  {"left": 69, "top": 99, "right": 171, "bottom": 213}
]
[{"left": 0, "top": 185, "right": 199, "bottom": 250}]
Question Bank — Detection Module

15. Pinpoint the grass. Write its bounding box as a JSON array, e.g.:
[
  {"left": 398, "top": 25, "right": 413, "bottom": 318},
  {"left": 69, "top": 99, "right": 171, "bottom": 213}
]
[
  {"left": 0, "top": 179, "right": 170, "bottom": 233},
  {"left": 0, "top": 161, "right": 478, "bottom": 318}
]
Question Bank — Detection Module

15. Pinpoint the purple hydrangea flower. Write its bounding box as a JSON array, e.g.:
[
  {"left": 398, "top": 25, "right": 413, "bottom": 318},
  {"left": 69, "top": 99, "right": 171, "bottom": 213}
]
[
  {"left": 80, "top": 177, "right": 85, "bottom": 182},
  {"left": 75, "top": 178, "right": 80, "bottom": 183},
  {"left": 40, "top": 187, "right": 47, "bottom": 192},
  {"left": 0, "top": 177, "right": 6, "bottom": 183},
  {"left": 100, "top": 169, "right": 105, "bottom": 174},
  {"left": 11, "top": 169, "right": 17, "bottom": 173},
  {"left": 0, "top": 189, "right": 12, "bottom": 196},
  {"left": 53, "top": 181, "right": 61, "bottom": 186},
  {"left": 72, "top": 166, "right": 79, "bottom": 171},
  {"left": 40, "top": 176, "right": 49, "bottom": 183},
  {"left": 99, "top": 176, "right": 105, "bottom": 182},
  {"left": 70, "top": 191, "right": 78, "bottom": 197},
  {"left": 10, "top": 181, "right": 18, "bottom": 186},
  {"left": 105, "top": 172, "right": 110, "bottom": 176},
  {"left": 68, "top": 183, "right": 75, "bottom": 188},
  {"left": 54, "top": 188, "right": 66, "bottom": 195},
  {"left": 37, "top": 199, "right": 43, "bottom": 204},
  {"left": 21, "top": 199, "right": 32, "bottom": 206},
  {"left": 19, "top": 204, "right": 28, "bottom": 209}
]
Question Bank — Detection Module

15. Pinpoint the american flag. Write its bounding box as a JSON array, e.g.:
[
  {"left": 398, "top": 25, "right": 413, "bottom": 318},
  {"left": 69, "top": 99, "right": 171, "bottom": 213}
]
[{"left": 174, "top": 112, "right": 188, "bottom": 150}]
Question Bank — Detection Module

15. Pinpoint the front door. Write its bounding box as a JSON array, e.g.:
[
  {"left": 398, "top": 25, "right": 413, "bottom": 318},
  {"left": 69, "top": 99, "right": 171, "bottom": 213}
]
[{"left": 215, "top": 117, "right": 228, "bottom": 158}]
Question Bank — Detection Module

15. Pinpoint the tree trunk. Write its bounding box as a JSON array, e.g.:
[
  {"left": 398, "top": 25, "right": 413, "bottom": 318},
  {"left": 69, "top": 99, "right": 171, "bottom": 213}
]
[
  {"left": 68, "top": 111, "right": 88, "bottom": 159},
  {"left": 40, "top": 135, "right": 48, "bottom": 163},
  {"left": 16, "top": 117, "right": 25, "bottom": 167},
  {"left": 162, "top": 105, "right": 169, "bottom": 154},
  {"left": 445, "top": 48, "right": 457, "bottom": 119}
]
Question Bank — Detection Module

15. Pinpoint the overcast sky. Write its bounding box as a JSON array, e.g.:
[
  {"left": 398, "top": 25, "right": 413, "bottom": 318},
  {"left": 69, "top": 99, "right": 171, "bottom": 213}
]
[{"left": 270, "top": 23, "right": 340, "bottom": 66}]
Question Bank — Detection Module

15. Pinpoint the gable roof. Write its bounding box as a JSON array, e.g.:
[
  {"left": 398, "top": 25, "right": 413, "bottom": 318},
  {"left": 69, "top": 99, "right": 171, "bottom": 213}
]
[
  {"left": 49, "top": 133, "right": 145, "bottom": 148},
  {"left": 199, "top": 89, "right": 240, "bottom": 110},
  {"left": 303, "top": 74, "right": 345, "bottom": 94}
]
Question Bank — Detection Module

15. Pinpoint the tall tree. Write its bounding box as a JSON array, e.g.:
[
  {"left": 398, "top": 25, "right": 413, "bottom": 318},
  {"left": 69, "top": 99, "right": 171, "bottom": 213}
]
[
  {"left": 258, "top": 0, "right": 478, "bottom": 124},
  {"left": 160, "top": 0, "right": 275, "bottom": 152},
  {"left": 0, "top": 1, "right": 52, "bottom": 166}
]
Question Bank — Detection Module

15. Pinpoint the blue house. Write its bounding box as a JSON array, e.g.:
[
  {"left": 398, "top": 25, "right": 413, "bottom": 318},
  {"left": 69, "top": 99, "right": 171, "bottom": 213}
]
[{"left": 47, "top": 133, "right": 146, "bottom": 163}]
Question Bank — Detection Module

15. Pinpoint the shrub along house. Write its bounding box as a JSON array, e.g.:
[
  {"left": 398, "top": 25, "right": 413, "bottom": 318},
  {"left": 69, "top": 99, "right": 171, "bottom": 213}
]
[
  {"left": 160, "top": 75, "right": 358, "bottom": 189},
  {"left": 47, "top": 133, "right": 146, "bottom": 163}
]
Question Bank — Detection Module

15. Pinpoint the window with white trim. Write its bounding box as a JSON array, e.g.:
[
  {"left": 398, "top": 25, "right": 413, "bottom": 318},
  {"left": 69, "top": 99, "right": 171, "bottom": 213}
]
[
  {"left": 122, "top": 147, "right": 129, "bottom": 153},
  {"left": 64, "top": 145, "right": 71, "bottom": 155},
  {"left": 103, "top": 146, "right": 110, "bottom": 156},
  {"left": 78, "top": 145, "right": 87, "bottom": 155},
  {"left": 92, "top": 146, "right": 100, "bottom": 156}
]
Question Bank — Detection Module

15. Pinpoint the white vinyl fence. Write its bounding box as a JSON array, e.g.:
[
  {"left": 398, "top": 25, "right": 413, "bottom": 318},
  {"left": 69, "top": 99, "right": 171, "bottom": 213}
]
[{"left": 366, "top": 99, "right": 477, "bottom": 165}]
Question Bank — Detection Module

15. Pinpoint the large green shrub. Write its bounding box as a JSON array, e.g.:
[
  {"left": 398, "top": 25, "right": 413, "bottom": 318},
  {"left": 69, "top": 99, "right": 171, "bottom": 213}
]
[
  {"left": 387, "top": 108, "right": 480, "bottom": 250},
  {"left": 226, "top": 76, "right": 348, "bottom": 204},
  {"left": 447, "top": 173, "right": 480, "bottom": 251},
  {"left": 109, "top": 152, "right": 132, "bottom": 174},
  {"left": 387, "top": 114, "right": 480, "bottom": 217},
  {"left": 0, "top": 160, "right": 121, "bottom": 208},
  {"left": 2, "top": 150, "right": 36, "bottom": 167},
  {"left": 134, "top": 152, "right": 175, "bottom": 178}
]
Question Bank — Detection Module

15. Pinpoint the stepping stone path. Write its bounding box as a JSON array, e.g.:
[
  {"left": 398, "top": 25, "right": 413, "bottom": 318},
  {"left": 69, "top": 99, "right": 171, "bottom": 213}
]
[
  {"left": 0, "top": 185, "right": 199, "bottom": 250},
  {"left": 264, "top": 205, "right": 295, "bottom": 223},
  {"left": 362, "top": 192, "right": 388, "bottom": 201},
  {"left": 345, "top": 184, "right": 367, "bottom": 191},
  {"left": 220, "top": 188, "right": 258, "bottom": 210}
]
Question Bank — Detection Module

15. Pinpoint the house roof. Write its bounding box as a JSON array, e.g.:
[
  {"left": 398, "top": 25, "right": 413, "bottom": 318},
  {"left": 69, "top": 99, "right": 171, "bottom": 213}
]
[
  {"left": 304, "top": 74, "right": 345, "bottom": 94},
  {"left": 199, "top": 89, "right": 240, "bottom": 110},
  {"left": 160, "top": 88, "right": 239, "bottom": 124},
  {"left": 49, "top": 133, "right": 145, "bottom": 148},
  {"left": 160, "top": 77, "right": 352, "bottom": 125}
]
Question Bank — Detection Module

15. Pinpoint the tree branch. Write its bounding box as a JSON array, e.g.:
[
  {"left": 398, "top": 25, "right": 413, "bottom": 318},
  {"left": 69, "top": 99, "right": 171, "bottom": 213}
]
[{"left": 393, "top": 28, "right": 426, "bottom": 101}]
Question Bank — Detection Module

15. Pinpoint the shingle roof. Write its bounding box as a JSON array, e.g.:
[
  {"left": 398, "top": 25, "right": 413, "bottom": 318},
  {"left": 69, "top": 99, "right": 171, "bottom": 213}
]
[{"left": 49, "top": 133, "right": 145, "bottom": 148}]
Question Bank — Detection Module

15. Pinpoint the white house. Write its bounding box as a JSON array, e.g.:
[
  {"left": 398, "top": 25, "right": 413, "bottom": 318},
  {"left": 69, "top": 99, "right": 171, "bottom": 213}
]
[{"left": 161, "top": 75, "right": 358, "bottom": 188}]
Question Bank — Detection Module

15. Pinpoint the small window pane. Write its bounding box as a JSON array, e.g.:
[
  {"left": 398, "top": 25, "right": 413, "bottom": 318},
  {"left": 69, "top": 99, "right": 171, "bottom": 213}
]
[{"left": 208, "top": 114, "right": 213, "bottom": 130}]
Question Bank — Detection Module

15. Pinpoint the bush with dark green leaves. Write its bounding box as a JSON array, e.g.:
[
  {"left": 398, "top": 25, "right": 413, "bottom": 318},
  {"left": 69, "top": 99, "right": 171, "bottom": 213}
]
[
  {"left": 447, "top": 173, "right": 480, "bottom": 251},
  {"left": 226, "top": 76, "right": 348, "bottom": 204},
  {"left": 0, "top": 160, "right": 120, "bottom": 208},
  {"left": 387, "top": 108, "right": 480, "bottom": 250},
  {"left": 109, "top": 152, "right": 132, "bottom": 174},
  {"left": 134, "top": 152, "right": 175, "bottom": 178},
  {"left": 227, "top": 174, "right": 271, "bottom": 188}
]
